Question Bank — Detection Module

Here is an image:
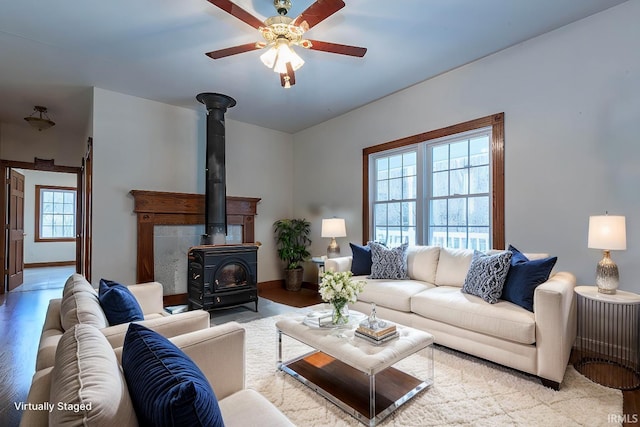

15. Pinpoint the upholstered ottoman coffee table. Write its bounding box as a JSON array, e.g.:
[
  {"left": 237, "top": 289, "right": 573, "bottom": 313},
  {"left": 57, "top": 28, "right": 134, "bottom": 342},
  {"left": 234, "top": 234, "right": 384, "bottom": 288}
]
[{"left": 276, "top": 315, "right": 434, "bottom": 426}]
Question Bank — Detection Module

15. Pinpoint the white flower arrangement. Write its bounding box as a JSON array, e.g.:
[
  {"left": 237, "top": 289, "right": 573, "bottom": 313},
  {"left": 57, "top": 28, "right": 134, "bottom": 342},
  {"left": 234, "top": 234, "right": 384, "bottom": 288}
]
[{"left": 319, "top": 270, "right": 366, "bottom": 305}]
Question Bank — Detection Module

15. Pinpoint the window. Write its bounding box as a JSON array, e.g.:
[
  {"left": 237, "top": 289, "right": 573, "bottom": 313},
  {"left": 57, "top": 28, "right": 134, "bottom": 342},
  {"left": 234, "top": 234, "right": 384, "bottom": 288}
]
[
  {"left": 364, "top": 114, "right": 504, "bottom": 250},
  {"left": 35, "top": 185, "right": 77, "bottom": 242},
  {"left": 428, "top": 132, "right": 491, "bottom": 250},
  {"left": 373, "top": 151, "right": 418, "bottom": 246}
]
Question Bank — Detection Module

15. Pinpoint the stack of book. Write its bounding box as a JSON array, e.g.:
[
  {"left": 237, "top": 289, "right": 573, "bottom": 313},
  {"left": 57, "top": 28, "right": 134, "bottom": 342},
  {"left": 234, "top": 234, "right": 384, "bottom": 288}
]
[{"left": 355, "top": 319, "right": 399, "bottom": 345}]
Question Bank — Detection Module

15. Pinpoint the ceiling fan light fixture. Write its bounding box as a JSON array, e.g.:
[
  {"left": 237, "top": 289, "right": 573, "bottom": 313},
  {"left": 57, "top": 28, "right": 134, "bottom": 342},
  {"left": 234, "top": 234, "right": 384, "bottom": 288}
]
[
  {"left": 260, "top": 39, "right": 304, "bottom": 74},
  {"left": 273, "top": 40, "right": 304, "bottom": 73},
  {"left": 259, "top": 45, "right": 278, "bottom": 69},
  {"left": 24, "top": 105, "right": 55, "bottom": 131}
]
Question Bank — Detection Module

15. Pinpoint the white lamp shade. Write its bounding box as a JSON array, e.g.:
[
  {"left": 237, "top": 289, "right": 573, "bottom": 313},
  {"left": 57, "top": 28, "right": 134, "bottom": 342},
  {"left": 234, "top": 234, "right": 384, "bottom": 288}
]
[
  {"left": 260, "top": 40, "right": 304, "bottom": 73},
  {"left": 588, "top": 215, "right": 626, "bottom": 250},
  {"left": 321, "top": 218, "right": 346, "bottom": 238}
]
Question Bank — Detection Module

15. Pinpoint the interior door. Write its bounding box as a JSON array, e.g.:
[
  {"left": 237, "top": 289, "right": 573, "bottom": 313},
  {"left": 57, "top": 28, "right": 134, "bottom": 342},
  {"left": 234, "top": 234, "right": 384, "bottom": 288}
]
[
  {"left": 7, "top": 169, "right": 25, "bottom": 290},
  {"left": 82, "top": 138, "right": 92, "bottom": 281}
]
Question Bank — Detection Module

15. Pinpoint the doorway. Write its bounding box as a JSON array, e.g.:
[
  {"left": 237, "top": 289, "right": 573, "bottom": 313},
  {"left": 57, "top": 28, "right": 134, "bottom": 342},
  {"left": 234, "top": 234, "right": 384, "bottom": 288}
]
[{"left": 0, "top": 159, "right": 84, "bottom": 293}]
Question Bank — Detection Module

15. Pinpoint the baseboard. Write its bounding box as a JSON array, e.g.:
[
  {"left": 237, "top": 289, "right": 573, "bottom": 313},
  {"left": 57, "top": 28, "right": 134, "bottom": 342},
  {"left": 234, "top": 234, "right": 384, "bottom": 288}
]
[{"left": 24, "top": 261, "right": 75, "bottom": 268}]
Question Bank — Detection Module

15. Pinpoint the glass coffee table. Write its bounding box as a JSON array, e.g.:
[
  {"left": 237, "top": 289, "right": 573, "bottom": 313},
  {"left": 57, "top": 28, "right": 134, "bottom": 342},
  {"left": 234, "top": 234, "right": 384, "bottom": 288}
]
[{"left": 276, "top": 313, "right": 434, "bottom": 426}]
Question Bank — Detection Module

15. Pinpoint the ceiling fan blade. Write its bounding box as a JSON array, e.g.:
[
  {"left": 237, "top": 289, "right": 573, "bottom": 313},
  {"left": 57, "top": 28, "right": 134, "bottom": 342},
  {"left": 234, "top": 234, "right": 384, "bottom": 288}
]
[
  {"left": 205, "top": 42, "right": 261, "bottom": 59},
  {"left": 293, "top": 0, "right": 345, "bottom": 30},
  {"left": 206, "top": 0, "right": 264, "bottom": 29},
  {"left": 306, "top": 40, "right": 367, "bottom": 57}
]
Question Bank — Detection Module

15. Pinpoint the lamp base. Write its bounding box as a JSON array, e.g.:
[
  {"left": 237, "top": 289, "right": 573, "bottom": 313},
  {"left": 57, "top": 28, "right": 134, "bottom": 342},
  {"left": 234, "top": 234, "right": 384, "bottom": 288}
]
[
  {"left": 596, "top": 250, "right": 619, "bottom": 294},
  {"left": 327, "top": 237, "right": 341, "bottom": 259}
]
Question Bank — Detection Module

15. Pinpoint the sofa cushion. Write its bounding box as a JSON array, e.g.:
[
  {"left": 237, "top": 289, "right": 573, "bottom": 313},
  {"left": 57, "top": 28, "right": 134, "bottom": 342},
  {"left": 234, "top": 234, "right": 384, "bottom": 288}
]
[
  {"left": 218, "top": 389, "right": 295, "bottom": 427},
  {"left": 434, "top": 247, "right": 474, "bottom": 287},
  {"left": 122, "top": 323, "right": 224, "bottom": 427},
  {"left": 49, "top": 324, "right": 137, "bottom": 426},
  {"left": 62, "top": 273, "right": 97, "bottom": 299},
  {"left": 462, "top": 250, "right": 512, "bottom": 304},
  {"left": 350, "top": 242, "right": 372, "bottom": 276},
  {"left": 502, "top": 245, "right": 557, "bottom": 312},
  {"left": 368, "top": 242, "right": 409, "bottom": 280},
  {"left": 406, "top": 246, "right": 440, "bottom": 284},
  {"left": 411, "top": 286, "right": 536, "bottom": 345},
  {"left": 99, "top": 279, "right": 144, "bottom": 325},
  {"left": 356, "top": 277, "right": 433, "bottom": 312},
  {"left": 60, "top": 286, "right": 109, "bottom": 331}
]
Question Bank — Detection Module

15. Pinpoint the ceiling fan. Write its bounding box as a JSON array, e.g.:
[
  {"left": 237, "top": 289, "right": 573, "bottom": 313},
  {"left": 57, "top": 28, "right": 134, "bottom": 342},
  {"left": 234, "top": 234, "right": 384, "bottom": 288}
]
[{"left": 205, "top": 0, "right": 367, "bottom": 88}]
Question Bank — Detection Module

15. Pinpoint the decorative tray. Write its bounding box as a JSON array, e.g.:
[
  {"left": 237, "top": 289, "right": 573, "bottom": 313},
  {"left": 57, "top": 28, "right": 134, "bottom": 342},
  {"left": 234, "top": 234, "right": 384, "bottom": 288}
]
[{"left": 303, "top": 310, "right": 366, "bottom": 329}]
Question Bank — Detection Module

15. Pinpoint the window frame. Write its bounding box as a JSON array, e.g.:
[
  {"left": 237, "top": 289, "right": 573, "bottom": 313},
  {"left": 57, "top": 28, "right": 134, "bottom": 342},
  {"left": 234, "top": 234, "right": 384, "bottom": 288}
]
[
  {"left": 362, "top": 113, "right": 505, "bottom": 249},
  {"left": 34, "top": 185, "right": 77, "bottom": 242}
]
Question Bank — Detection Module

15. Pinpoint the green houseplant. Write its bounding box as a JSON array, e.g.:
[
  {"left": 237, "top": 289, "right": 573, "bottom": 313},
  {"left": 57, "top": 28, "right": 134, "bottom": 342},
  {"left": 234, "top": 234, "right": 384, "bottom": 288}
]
[{"left": 273, "top": 218, "right": 312, "bottom": 291}]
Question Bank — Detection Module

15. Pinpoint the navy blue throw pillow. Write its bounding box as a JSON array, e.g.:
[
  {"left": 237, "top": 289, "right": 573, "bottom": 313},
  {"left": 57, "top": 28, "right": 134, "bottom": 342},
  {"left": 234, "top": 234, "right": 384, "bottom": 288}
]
[
  {"left": 350, "top": 243, "right": 372, "bottom": 276},
  {"left": 122, "top": 323, "right": 225, "bottom": 427},
  {"left": 98, "top": 279, "right": 144, "bottom": 325},
  {"left": 502, "top": 245, "right": 557, "bottom": 312}
]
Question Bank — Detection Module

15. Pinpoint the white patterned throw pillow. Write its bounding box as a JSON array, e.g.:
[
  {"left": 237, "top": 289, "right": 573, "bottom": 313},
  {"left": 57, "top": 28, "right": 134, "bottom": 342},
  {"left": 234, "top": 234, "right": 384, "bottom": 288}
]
[
  {"left": 462, "top": 250, "right": 512, "bottom": 304},
  {"left": 368, "top": 242, "right": 409, "bottom": 280}
]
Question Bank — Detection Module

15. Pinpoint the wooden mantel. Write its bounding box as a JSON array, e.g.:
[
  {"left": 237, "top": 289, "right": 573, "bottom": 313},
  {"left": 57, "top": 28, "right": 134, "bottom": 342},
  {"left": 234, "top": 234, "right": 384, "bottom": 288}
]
[{"left": 130, "top": 190, "right": 261, "bottom": 284}]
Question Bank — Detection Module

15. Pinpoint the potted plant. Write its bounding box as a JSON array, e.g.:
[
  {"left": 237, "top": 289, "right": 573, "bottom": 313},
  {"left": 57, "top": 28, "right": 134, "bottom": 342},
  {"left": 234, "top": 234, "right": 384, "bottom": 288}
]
[{"left": 273, "top": 218, "right": 312, "bottom": 291}]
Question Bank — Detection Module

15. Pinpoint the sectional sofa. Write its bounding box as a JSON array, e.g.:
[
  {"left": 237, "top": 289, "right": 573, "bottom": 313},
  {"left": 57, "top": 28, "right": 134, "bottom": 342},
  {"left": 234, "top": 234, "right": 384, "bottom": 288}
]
[
  {"left": 325, "top": 245, "right": 577, "bottom": 389},
  {"left": 35, "top": 274, "right": 210, "bottom": 370},
  {"left": 23, "top": 274, "right": 294, "bottom": 426},
  {"left": 21, "top": 322, "right": 294, "bottom": 426}
]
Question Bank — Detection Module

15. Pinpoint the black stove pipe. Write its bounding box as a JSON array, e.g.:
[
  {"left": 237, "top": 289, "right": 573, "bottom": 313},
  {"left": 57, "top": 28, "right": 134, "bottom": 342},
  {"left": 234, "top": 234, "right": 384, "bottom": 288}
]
[{"left": 196, "top": 92, "right": 236, "bottom": 245}]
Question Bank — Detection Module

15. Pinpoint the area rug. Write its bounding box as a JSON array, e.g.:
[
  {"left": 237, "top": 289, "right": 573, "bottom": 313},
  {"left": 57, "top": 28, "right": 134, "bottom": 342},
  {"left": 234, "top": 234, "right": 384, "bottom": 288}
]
[{"left": 241, "top": 315, "right": 623, "bottom": 427}]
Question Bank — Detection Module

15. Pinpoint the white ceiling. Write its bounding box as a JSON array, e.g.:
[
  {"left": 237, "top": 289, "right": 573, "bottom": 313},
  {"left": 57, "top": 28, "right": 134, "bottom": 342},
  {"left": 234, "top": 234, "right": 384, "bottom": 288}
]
[{"left": 0, "top": 0, "right": 628, "bottom": 134}]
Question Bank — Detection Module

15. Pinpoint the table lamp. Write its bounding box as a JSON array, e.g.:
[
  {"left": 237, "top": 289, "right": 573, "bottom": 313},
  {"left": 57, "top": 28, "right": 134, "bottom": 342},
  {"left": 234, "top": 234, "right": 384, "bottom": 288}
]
[
  {"left": 321, "top": 218, "right": 346, "bottom": 258},
  {"left": 588, "top": 214, "right": 626, "bottom": 294}
]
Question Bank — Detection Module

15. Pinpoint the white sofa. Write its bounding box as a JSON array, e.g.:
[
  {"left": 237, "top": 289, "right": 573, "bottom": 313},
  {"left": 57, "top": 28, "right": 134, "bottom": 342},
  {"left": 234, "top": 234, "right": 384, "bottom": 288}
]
[
  {"left": 21, "top": 322, "right": 294, "bottom": 426},
  {"left": 35, "top": 274, "right": 211, "bottom": 370},
  {"left": 325, "top": 246, "right": 577, "bottom": 389}
]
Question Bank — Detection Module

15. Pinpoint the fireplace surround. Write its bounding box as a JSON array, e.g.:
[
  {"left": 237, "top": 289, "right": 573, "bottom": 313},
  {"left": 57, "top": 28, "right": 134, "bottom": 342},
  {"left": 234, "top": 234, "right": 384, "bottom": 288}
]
[{"left": 130, "top": 190, "right": 260, "bottom": 305}]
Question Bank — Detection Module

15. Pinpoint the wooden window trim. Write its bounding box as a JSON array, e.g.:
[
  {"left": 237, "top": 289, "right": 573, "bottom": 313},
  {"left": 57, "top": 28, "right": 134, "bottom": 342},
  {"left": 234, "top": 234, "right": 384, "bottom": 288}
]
[
  {"left": 362, "top": 113, "right": 505, "bottom": 249},
  {"left": 35, "top": 185, "right": 77, "bottom": 242}
]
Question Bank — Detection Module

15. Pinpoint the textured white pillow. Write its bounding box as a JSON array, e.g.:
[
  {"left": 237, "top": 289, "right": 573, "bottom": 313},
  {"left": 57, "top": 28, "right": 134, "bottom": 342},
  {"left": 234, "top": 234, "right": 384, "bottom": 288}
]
[
  {"left": 434, "top": 247, "right": 474, "bottom": 287},
  {"left": 49, "top": 324, "right": 137, "bottom": 426},
  {"left": 407, "top": 246, "right": 440, "bottom": 283}
]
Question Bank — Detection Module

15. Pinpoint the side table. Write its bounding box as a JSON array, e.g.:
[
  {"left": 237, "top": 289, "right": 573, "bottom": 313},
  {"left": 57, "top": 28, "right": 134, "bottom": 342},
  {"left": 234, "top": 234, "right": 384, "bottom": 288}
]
[
  {"left": 574, "top": 286, "right": 640, "bottom": 390},
  {"left": 311, "top": 257, "right": 326, "bottom": 284}
]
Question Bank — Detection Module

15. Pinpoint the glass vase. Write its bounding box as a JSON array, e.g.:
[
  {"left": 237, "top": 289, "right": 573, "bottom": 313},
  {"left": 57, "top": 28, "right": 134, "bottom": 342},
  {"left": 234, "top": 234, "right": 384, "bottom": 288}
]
[{"left": 331, "top": 299, "right": 349, "bottom": 325}]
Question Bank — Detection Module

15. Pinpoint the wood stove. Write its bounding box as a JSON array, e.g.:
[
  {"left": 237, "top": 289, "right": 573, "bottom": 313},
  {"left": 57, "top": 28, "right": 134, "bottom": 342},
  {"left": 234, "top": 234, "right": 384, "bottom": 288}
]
[
  {"left": 187, "top": 92, "right": 260, "bottom": 312},
  {"left": 187, "top": 245, "right": 258, "bottom": 312}
]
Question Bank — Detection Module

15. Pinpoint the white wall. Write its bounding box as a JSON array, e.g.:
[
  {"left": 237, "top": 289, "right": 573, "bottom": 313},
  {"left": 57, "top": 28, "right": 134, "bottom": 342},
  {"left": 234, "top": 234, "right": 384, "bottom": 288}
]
[
  {"left": 18, "top": 169, "right": 77, "bottom": 264},
  {"left": 225, "top": 119, "right": 294, "bottom": 284},
  {"left": 91, "top": 88, "right": 293, "bottom": 290},
  {"left": 0, "top": 122, "right": 84, "bottom": 167},
  {"left": 292, "top": 1, "right": 640, "bottom": 292}
]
